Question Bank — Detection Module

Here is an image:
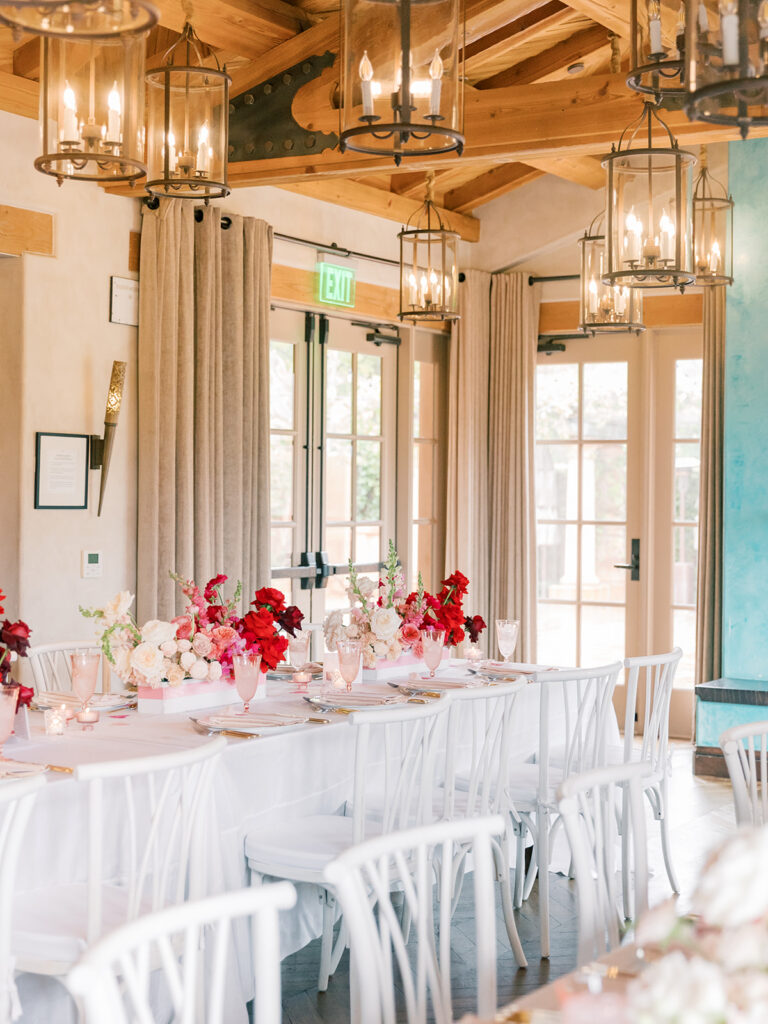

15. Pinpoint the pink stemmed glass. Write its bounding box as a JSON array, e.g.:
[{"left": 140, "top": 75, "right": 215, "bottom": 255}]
[
  {"left": 232, "top": 653, "right": 262, "bottom": 713},
  {"left": 71, "top": 652, "right": 100, "bottom": 718},
  {"left": 0, "top": 685, "right": 19, "bottom": 760},
  {"left": 421, "top": 628, "right": 445, "bottom": 679},
  {"left": 337, "top": 640, "right": 362, "bottom": 693}
]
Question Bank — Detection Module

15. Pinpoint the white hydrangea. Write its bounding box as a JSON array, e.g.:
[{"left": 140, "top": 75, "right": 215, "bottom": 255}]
[
  {"left": 626, "top": 952, "right": 729, "bottom": 1024},
  {"left": 693, "top": 827, "right": 768, "bottom": 929}
]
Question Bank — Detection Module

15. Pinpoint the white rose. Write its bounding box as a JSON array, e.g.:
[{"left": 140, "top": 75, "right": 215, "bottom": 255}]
[
  {"left": 324, "top": 610, "right": 345, "bottom": 652},
  {"left": 160, "top": 640, "right": 178, "bottom": 657},
  {"left": 180, "top": 651, "right": 196, "bottom": 672},
  {"left": 130, "top": 642, "right": 164, "bottom": 682},
  {"left": 165, "top": 663, "right": 186, "bottom": 687},
  {"left": 176, "top": 639, "right": 192, "bottom": 653},
  {"left": 189, "top": 659, "right": 209, "bottom": 680},
  {"left": 102, "top": 590, "right": 134, "bottom": 627},
  {"left": 386, "top": 638, "right": 402, "bottom": 661},
  {"left": 141, "top": 620, "right": 177, "bottom": 646},
  {"left": 207, "top": 660, "right": 222, "bottom": 681},
  {"left": 370, "top": 606, "right": 400, "bottom": 642},
  {"left": 111, "top": 645, "right": 133, "bottom": 681},
  {"left": 357, "top": 576, "right": 377, "bottom": 599},
  {"left": 626, "top": 952, "right": 729, "bottom": 1024},
  {"left": 693, "top": 828, "right": 768, "bottom": 929}
]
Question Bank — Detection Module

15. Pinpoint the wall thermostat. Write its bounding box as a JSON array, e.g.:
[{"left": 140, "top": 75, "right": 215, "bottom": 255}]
[{"left": 81, "top": 550, "right": 102, "bottom": 578}]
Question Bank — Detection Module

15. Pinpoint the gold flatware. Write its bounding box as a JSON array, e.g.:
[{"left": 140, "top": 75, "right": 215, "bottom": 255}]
[
  {"left": 219, "top": 729, "right": 261, "bottom": 740},
  {"left": 307, "top": 717, "right": 332, "bottom": 725},
  {"left": 45, "top": 764, "right": 75, "bottom": 774}
]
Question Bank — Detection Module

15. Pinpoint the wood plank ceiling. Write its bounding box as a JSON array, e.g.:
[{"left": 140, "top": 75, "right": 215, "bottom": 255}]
[{"left": 0, "top": 0, "right": 751, "bottom": 234}]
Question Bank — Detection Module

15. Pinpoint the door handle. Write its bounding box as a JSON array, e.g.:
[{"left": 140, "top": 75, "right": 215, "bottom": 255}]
[{"left": 614, "top": 538, "right": 640, "bottom": 581}]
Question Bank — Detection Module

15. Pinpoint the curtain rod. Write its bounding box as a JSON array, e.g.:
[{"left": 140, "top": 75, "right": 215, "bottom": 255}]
[{"left": 528, "top": 274, "right": 579, "bottom": 285}]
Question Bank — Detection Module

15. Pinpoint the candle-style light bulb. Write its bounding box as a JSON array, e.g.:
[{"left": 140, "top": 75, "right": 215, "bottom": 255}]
[
  {"left": 428, "top": 48, "right": 443, "bottom": 116},
  {"left": 167, "top": 130, "right": 177, "bottom": 174},
  {"left": 62, "top": 81, "right": 79, "bottom": 142},
  {"left": 709, "top": 238, "right": 721, "bottom": 273},
  {"left": 698, "top": 1, "right": 710, "bottom": 34},
  {"left": 625, "top": 207, "right": 642, "bottom": 263},
  {"left": 359, "top": 50, "right": 375, "bottom": 118},
  {"left": 196, "top": 122, "right": 210, "bottom": 175},
  {"left": 648, "top": 0, "right": 663, "bottom": 54},
  {"left": 588, "top": 277, "right": 598, "bottom": 315},
  {"left": 659, "top": 208, "right": 675, "bottom": 261},
  {"left": 719, "top": 0, "right": 740, "bottom": 66},
  {"left": 106, "top": 81, "right": 121, "bottom": 143}
]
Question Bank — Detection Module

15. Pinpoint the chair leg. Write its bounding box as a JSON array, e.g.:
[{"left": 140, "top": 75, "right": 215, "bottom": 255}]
[
  {"left": 538, "top": 808, "right": 551, "bottom": 958},
  {"left": 513, "top": 823, "right": 526, "bottom": 909},
  {"left": 318, "top": 889, "right": 337, "bottom": 992},
  {"left": 494, "top": 837, "right": 527, "bottom": 968},
  {"left": 621, "top": 785, "right": 631, "bottom": 921},
  {"left": 659, "top": 806, "right": 680, "bottom": 895}
]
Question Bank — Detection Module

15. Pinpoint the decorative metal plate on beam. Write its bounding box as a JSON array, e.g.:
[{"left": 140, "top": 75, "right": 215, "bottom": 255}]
[{"left": 228, "top": 52, "right": 339, "bottom": 161}]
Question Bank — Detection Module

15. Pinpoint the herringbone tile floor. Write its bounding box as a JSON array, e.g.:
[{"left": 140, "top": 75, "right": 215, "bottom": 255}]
[{"left": 280, "top": 743, "right": 735, "bottom": 1023}]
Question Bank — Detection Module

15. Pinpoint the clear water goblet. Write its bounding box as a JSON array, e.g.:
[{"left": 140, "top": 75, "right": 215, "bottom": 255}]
[
  {"left": 496, "top": 619, "right": 520, "bottom": 663},
  {"left": 0, "top": 684, "right": 19, "bottom": 760},
  {"left": 421, "top": 628, "right": 445, "bottom": 678},
  {"left": 232, "top": 653, "right": 263, "bottom": 713},
  {"left": 337, "top": 640, "right": 362, "bottom": 693},
  {"left": 288, "top": 631, "right": 311, "bottom": 670}
]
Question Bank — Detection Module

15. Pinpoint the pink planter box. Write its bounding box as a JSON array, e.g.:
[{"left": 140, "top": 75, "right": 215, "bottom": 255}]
[
  {"left": 361, "top": 649, "right": 449, "bottom": 683},
  {"left": 137, "top": 676, "right": 241, "bottom": 715}
]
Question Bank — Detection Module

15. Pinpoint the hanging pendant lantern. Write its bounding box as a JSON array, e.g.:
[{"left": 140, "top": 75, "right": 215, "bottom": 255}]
[
  {"left": 692, "top": 147, "right": 734, "bottom": 285},
  {"left": 579, "top": 217, "right": 645, "bottom": 334},
  {"left": 145, "top": 22, "right": 230, "bottom": 201},
  {"left": 340, "top": 0, "right": 464, "bottom": 164},
  {"left": 0, "top": 0, "right": 157, "bottom": 37},
  {"left": 398, "top": 174, "right": 459, "bottom": 322},
  {"left": 35, "top": 20, "right": 149, "bottom": 185},
  {"left": 603, "top": 101, "right": 696, "bottom": 291},
  {"left": 685, "top": 0, "right": 768, "bottom": 137},
  {"left": 627, "top": 0, "right": 686, "bottom": 100}
]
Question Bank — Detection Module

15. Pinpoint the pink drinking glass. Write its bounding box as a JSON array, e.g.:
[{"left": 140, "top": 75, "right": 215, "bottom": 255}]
[
  {"left": 232, "top": 653, "right": 262, "bottom": 713},
  {"left": 71, "top": 652, "right": 100, "bottom": 716},
  {"left": 421, "top": 628, "right": 445, "bottom": 678},
  {"left": 0, "top": 685, "right": 19, "bottom": 760},
  {"left": 337, "top": 640, "right": 362, "bottom": 693}
]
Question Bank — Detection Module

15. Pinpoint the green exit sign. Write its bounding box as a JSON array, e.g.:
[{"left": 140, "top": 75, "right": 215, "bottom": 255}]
[{"left": 315, "top": 262, "right": 356, "bottom": 308}]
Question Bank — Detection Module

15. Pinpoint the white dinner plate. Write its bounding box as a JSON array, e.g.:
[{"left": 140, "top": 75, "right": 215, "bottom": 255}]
[
  {"left": 389, "top": 675, "right": 487, "bottom": 695},
  {"left": 192, "top": 712, "right": 309, "bottom": 735},
  {"left": 305, "top": 692, "right": 408, "bottom": 712},
  {"left": 33, "top": 691, "right": 136, "bottom": 712}
]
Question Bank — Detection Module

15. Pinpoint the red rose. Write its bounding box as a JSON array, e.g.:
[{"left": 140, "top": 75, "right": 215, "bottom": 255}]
[
  {"left": 241, "top": 608, "right": 278, "bottom": 644},
  {"left": 0, "top": 588, "right": 5, "bottom": 616},
  {"left": 203, "top": 574, "right": 228, "bottom": 602},
  {"left": 257, "top": 635, "right": 289, "bottom": 672},
  {"left": 252, "top": 587, "right": 286, "bottom": 615},
  {"left": 464, "top": 615, "right": 486, "bottom": 644},
  {"left": 278, "top": 605, "right": 304, "bottom": 637},
  {"left": 1, "top": 620, "right": 31, "bottom": 657},
  {"left": 16, "top": 685, "right": 33, "bottom": 710},
  {"left": 204, "top": 604, "right": 228, "bottom": 626},
  {"left": 440, "top": 570, "right": 469, "bottom": 602}
]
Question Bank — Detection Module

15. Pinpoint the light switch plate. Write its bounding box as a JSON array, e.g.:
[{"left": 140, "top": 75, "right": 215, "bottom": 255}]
[{"left": 81, "top": 550, "right": 102, "bottom": 578}]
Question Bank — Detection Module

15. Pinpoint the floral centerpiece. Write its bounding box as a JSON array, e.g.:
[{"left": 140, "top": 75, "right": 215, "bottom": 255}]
[
  {"left": 0, "top": 586, "right": 34, "bottom": 711},
  {"left": 82, "top": 574, "right": 303, "bottom": 713},
  {"left": 323, "top": 541, "right": 486, "bottom": 678}
]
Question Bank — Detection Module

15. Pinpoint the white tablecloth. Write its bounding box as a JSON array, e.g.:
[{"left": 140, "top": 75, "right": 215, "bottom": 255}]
[{"left": 10, "top": 670, "right": 619, "bottom": 1022}]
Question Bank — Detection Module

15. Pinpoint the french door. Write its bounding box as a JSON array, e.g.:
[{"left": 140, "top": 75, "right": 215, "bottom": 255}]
[
  {"left": 534, "top": 327, "right": 703, "bottom": 740},
  {"left": 269, "top": 306, "right": 397, "bottom": 623}
]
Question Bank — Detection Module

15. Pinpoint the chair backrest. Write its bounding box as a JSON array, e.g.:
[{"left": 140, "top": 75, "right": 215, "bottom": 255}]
[
  {"left": 324, "top": 816, "right": 503, "bottom": 1024},
  {"left": 0, "top": 777, "right": 44, "bottom": 1024},
  {"left": 27, "top": 641, "right": 104, "bottom": 693},
  {"left": 623, "top": 649, "right": 682, "bottom": 773},
  {"left": 73, "top": 737, "right": 226, "bottom": 945},
  {"left": 66, "top": 881, "right": 296, "bottom": 1024},
  {"left": 532, "top": 661, "right": 622, "bottom": 800},
  {"left": 557, "top": 761, "right": 651, "bottom": 965},
  {"left": 348, "top": 699, "right": 451, "bottom": 843},
  {"left": 441, "top": 679, "right": 527, "bottom": 819},
  {"left": 720, "top": 721, "right": 768, "bottom": 826}
]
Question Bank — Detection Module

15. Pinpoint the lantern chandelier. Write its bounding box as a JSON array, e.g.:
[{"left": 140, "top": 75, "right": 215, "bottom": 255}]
[
  {"left": 685, "top": 0, "right": 768, "bottom": 137},
  {"left": 602, "top": 100, "right": 696, "bottom": 291},
  {"left": 579, "top": 215, "right": 645, "bottom": 335},
  {"left": 0, "top": 0, "right": 157, "bottom": 38},
  {"left": 692, "top": 146, "right": 734, "bottom": 285},
  {"left": 144, "top": 20, "right": 231, "bottom": 200},
  {"left": 627, "top": 0, "right": 686, "bottom": 101},
  {"left": 34, "top": 10, "right": 149, "bottom": 185},
  {"left": 340, "top": 0, "right": 464, "bottom": 163},
  {"left": 398, "top": 173, "right": 460, "bottom": 322}
]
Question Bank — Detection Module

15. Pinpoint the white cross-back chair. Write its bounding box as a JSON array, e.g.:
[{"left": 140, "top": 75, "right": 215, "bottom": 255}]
[
  {"left": 13, "top": 737, "right": 226, "bottom": 980},
  {"left": 440, "top": 679, "right": 527, "bottom": 967},
  {"left": 324, "top": 815, "right": 504, "bottom": 1024},
  {"left": 67, "top": 882, "right": 296, "bottom": 1024},
  {"left": 27, "top": 641, "right": 104, "bottom": 693},
  {"left": 508, "top": 661, "right": 622, "bottom": 957},
  {"left": 0, "top": 777, "right": 44, "bottom": 1024},
  {"left": 245, "top": 699, "right": 450, "bottom": 992},
  {"left": 720, "top": 720, "right": 768, "bottom": 826},
  {"left": 557, "top": 761, "right": 652, "bottom": 966},
  {"left": 620, "top": 648, "right": 682, "bottom": 915}
]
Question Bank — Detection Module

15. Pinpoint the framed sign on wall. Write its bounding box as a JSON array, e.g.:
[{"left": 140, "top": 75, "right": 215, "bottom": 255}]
[{"left": 34, "top": 432, "right": 89, "bottom": 510}]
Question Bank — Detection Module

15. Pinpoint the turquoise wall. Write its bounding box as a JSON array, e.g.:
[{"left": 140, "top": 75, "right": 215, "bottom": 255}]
[{"left": 722, "top": 138, "right": 768, "bottom": 681}]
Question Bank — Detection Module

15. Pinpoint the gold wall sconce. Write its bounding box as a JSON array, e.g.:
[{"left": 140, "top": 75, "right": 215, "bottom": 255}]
[{"left": 89, "top": 360, "right": 126, "bottom": 516}]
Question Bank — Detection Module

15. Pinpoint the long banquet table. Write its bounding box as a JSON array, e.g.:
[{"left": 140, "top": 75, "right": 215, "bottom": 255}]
[{"left": 8, "top": 669, "right": 620, "bottom": 1023}]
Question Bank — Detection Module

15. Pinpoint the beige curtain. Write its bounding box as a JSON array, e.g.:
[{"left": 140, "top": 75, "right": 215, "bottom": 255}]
[
  {"left": 487, "top": 272, "right": 539, "bottom": 662},
  {"left": 695, "top": 285, "right": 726, "bottom": 685},
  {"left": 138, "top": 202, "right": 273, "bottom": 621},
  {"left": 445, "top": 270, "right": 492, "bottom": 628}
]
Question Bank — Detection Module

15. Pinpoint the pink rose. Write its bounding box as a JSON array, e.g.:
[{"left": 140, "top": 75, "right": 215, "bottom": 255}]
[
  {"left": 400, "top": 622, "right": 421, "bottom": 647},
  {"left": 173, "top": 616, "right": 194, "bottom": 641},
  {"left": 210, "top": 625, "right": 239, "bottom": 657},
  {"left": 191, "top": 633, "right": 213, "bottom": 658}
]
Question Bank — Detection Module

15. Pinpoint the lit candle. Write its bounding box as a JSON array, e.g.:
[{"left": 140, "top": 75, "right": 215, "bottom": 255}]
[
  {"left": 429, "top": 48, "right": 443, "bottom": 116},
  {"left": 196, "top": 122, "right": 210, "bottom": 175},
  {"left": 359, "top": 51, "right": 375, "bottom": 117},
  {"left": 720, "top": 1, "right": 740, "bottom": 66},
  {"left": 709, "top": 239, "right": 721, "bottom": 273},
  {"left": 106, "top": 80, "right": 121, "bottom": 143},
  {"left": 588, "top": 277, "right": 598, "bottom": 314},
  {"left": 420, "top": 273, "right": 428, "bottom": 305},
  {"left": 698, "top": 1, "right": 710, "bottom": 34},
  {"left": 408, "top": 271, "right": 418, "bottom": 305},
  {"left": 614, "top": 285, "right": 628, "bottom": 315},
  {"left": 625, "top": 208, "right": 642, "bottom": 262},
  {"left": 659, "top": 208, "right": 675, "bottom": 261},
  {"left": 44, "top": 706, "right": 66, "bottom": 736},
  {"left": 443, "top": 276, "right": 451, "bottom": 305},
  {"left": 76, "top": 708, "right": 99, "bottom": 724},
  {"left": 167, "top": 131, "right": 177, "bottom": 173},
  {"left": 648, "top": 0, "right": 663, "bottom": 54},
  {"left": 61, "top": 81, "right": 79, "bottom": 142}
]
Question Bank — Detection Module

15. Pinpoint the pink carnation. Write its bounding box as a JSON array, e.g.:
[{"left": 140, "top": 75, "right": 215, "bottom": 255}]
[
  {"left": 173, "top": 616, "right": 194, "bottom": 640},
  {"left": 401, "top": 622, "right": 421, "bottom": 647}
]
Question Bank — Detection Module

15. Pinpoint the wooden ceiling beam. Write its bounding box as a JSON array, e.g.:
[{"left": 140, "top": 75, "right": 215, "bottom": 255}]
[
  {"left": 560, "top": 0, "right": 629, "bottom": 37},
  {"left": 523, "top": 154, "right": 605, "bottom": 188},
  {"left": 443, "top": 162, "right": 544, "bottom": 212},
  {"left": 228, "top": 14, "right": 338, "bottom": 97},
  {"left": 153, "top": 0, "right": 309, "bottom": 58},
  {"left": 462, "top": 1, "right": 568, "bottom": 75},
  {"left": 278, "top": 178, "right": 481, "bottom": 240},
  {"left": 476, "top": 22, "right": 609, "bottom": 88},
  {"left": 0, "top": 68, "right": 37, "bottom": 118}
]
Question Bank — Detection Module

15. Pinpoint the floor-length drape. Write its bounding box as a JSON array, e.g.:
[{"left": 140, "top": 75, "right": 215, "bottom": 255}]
[
  {"left": 138, "top": 202, "right": 273, "bottom": 621},
  {"left": 695, "top": 285, "right": 726, "bottom": 685},
  {"left": 488, "top": 273, "right": 539, "bottom": 662},
  {"left": 445, "top": 270, "right": 492, "bottom": 630}
]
